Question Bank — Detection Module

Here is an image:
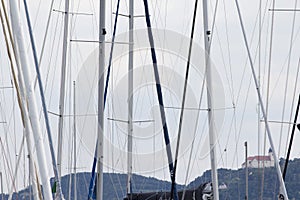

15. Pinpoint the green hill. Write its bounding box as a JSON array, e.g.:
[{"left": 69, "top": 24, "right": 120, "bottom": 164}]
[{"left": 3, "top": 158, "right": 300, "bottom": 199}]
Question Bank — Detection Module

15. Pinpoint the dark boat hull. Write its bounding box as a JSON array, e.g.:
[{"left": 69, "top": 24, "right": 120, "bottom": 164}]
[{"left": 124, "top": 182, "right": 213, "bottom": 200}]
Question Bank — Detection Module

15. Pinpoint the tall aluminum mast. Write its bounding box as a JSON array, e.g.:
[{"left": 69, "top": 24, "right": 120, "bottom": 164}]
[
  {"left": 245, "top": 142, "right": 248, "bottom": 200},
  {"left": 96, "top": 0, "right": 106, "bottom": 199},
  {"left": 127, "top": 0, "right": 134, "bottom": 198},
  {"left": 0, "top": 3, "right": 39, "bottom": 199},
  {"left": 0, "top": 172, "right": 3, "bottom": 200},
  {"left": 57, "top": 0, "right": 70, "bottom": 179},
  {"left": 142, "top": 0, "right": 178, "bottom": 198},
  {"left": 73, "top": 81, "right": 77, "bottom": 200},
  {"left": 9, "top": 0, "right": 53, "bottom": 198},
  {"left": 202, "top": 0, "right": 220, "bottom": 199},
  {"left": 234, "top": 0, "right": 289, "bottom": 198}
]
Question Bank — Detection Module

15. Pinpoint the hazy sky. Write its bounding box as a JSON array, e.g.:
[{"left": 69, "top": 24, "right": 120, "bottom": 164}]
[{"left": 0, "top": 0, "right": 300, "bottom": 194}]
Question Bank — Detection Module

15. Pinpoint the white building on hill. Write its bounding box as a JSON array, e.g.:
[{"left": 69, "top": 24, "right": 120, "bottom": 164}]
[{"left": 242, "top": 148, "right": 275, "bottom": 168}]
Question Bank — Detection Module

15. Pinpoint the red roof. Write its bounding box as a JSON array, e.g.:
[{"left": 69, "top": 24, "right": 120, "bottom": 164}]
[{"left": 247, "top": 156, "right": 271, "bottom": 161}]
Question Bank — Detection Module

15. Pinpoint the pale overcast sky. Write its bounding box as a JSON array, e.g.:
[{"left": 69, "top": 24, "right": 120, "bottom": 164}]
[{"left": 0, "top": 0, "right": 299, "bottom": 193}]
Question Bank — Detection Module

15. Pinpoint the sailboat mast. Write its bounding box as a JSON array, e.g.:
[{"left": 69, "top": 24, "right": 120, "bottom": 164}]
[
  {"left": 142, "top": 0, "right": 178, "bottom": 198},
  {"left": 96, "top": 0, "right": 106, "bottom": 198},
  {"left": 0, "top": 4, "right": 39, "bottom": 199},
  {"left": 23, "top": 0, "right": 64, "bottom": 197},
  {"left": 9, "top": 0, "right": 53, "bottom": 199},
  {"left": 245, "top": 142, "right": 248, "bottom": 200},
  {"left": 234, "top": 0, "right": 289, "bottom": 198},
  {"left": 88, "top": 1, "right": 121, "bottom": 198},
  {"left": 0, "top": 172, "right": 3, "bottom": 200},
  {"left": 73, "top": 81, "right": 77, "bottom": 200},
  {"left": 127, "top": 0, "right": 134, "bottom": 198},
  {"left": 202, "top": 0, "right": 220, "bottom": 199},
  {"left": 283, "top": 93, "right": 300, "bottom": 180},
  {"left": 57, "top": 0, "right": 70, "bottom": 179}
]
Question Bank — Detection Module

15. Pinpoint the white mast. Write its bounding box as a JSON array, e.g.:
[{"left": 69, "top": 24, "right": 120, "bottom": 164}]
[
  {"left": 0, "top": 172, "right": 3, "bottom": 200},
  {"left": 0, "top": 3, "right": 39, "bottom": 199},
  {"left": 8, "top": 119, "right": 39, "bottom": 200},
  {"left": 28, "top": 156, "right": 39, "bottom": 200},
  {"left": 127, "top": 0, "right": 134, "bottom": 197},
  {"left": 73, "top": 81, "right": 77, "bottom": 200},
  {"left": 234, "top": 0, "right": 289, "bottom": 198},
  {"left": 57, "top": 0, "right": 70, "bottom": 179},
  {"left": 9, "top": 0, "right": 52, "bottom": 199},
  {"left": 202, "top": 0, "right": 219, "bottom": 199},
  {"left": 96, "top": 0, "right": 106, "bottom": 199}
]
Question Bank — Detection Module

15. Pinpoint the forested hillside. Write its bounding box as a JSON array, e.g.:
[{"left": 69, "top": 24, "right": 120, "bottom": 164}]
[{"left": 3, "top": 158, "right": 300, "bottom": 199}]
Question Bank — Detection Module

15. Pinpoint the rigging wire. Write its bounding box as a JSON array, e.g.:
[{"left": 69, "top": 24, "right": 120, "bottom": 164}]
[
  {"left": 40, "top": 4, "right": 64, "bottom": 139},
  {"left": 261, "top": 0, "right": 276, "bottom": 197},
  {"left": 234, "top": 0, "right": 289, "bottom": 197},
  {"left": 284, "top": 58, "right": 300, "bottom": 157},
  {"left": 1, "top": 0, "right": 50, "bottom": 196},
  {"left": 133, "top": 2, "right": 181, "bottom": 131},
  {"left": 68, "top": 3, "right": 75, "bottom": 198},
  {"left": 33, "top": 0, "right": 55, "bottom": 88},
  {"left": 227, "top": 0, "right": 270, "bottom": 172},
  {"left": 182, "top": 67, "right": 207, "bottom": 200},
  {"left": 0, "top": 2, "right": 15, "bottom": 195},
  {"left": 284, "top": 2, "right": 300, "bottom": 148},
  {"left": 222, "top": 12, "right": 269, "bottom": 182},
  {"left": 150, "top": 0, "right": 163, "bottom": 29},
  {"left": 215, "top": 0, "right": 271, "bottom": 197},
  {"left": 257, "top": 0, "right": 262, "bottom": 196},
  {"left": 0, "top": 1, "right": 24, "bottom": 194},
  {"left": 171, "top": 0, "right": 199, "bottom": 198},
  {"left": 230, "top": 76, "right": 252, "bottom": 169},
  {"left": 261, "top": 13, "right": 270, "bottom": 194},
  {"left": 23, "top": 0, "right": 64, "bottom": 198},
  {"left": 219, "top": 4, "right": 272, "bottom": 196},
  {"left": 87, "top": 0, "right": 121, "bottom": 198},
  {"left": 278, "top": 0, "right": 298, "bottom": 158},
  {"left": 221, "top": 0, "right": 255, "bottom": 197},
  {"left": 187, "top": 114, "right": 208, "bottom": 183},
  {"left": 142, "top": 0, "right": 178, "bottom": 198},
  {"left": 267, "top": 22, "right": 300, "bottom": 101},
  {"left": 181, "top": 2, "right": 221, "bottom": 194},
  {"left": 235, "top": 0, "right": 270, "bottom": 106},
  {"left": 1, "top": 0, "right": 45, "bottom": 197},
  {"left": 158, "top": 0, "right": 200, "bottom": 134},
  {"left": 8, "top": 131, "right": 26, "bottom": 199},
  {"left": 282, "top": 59, "right": 300, "bottom": 180},
  {"left": 0, "top": 138, "right": 17, "bottom": 193}
]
